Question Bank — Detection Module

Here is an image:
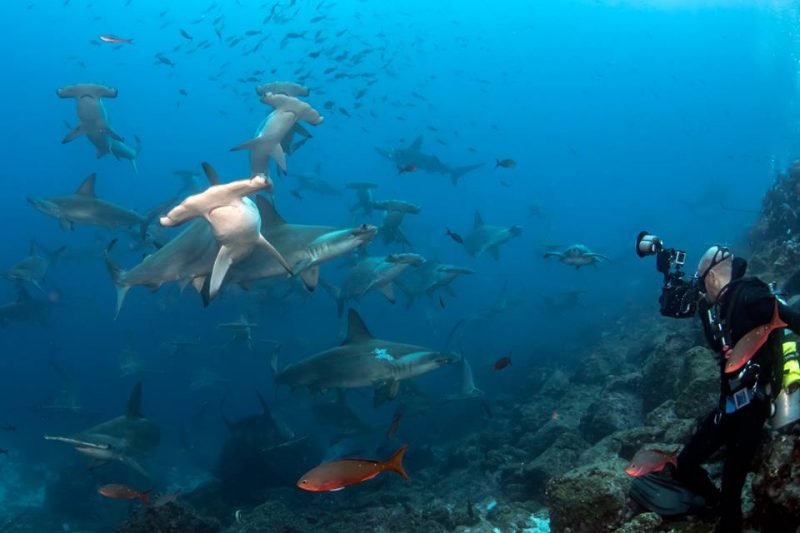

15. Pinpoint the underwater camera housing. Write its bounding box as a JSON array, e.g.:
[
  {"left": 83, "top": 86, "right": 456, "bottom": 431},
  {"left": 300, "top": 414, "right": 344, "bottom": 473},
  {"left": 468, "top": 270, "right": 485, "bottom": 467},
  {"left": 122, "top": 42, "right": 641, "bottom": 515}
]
[{"left": 636, "top": 231, "right": 700, "bottom": 319}]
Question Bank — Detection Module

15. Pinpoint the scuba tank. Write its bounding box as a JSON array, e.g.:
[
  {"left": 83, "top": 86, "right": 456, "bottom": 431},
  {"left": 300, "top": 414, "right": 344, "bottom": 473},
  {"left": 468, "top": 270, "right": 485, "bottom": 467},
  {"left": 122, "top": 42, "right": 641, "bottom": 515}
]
[
  {"left": 771, "top": 283, "right": 800, "bottom": 429},
  {"left": 772, "top": 339, "right": 800, "bottom": 429}
]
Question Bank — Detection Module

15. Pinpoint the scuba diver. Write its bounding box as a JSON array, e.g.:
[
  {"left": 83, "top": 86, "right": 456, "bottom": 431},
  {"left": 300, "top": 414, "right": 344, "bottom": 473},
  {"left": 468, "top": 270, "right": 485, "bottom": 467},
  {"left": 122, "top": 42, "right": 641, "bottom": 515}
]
[{"left": 634, "top": 234, "right": 800, "bottom": 532}]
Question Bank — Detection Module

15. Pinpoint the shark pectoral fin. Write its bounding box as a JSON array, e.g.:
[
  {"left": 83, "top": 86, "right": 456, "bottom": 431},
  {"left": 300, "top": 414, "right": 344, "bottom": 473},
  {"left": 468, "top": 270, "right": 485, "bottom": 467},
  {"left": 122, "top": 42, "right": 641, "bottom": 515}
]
[
  {"left": 271, "top": 143, "right": 287, "bottom": 173},
  {"left": 191, "top": 276, "right": 206, "bottom": 294},
  {"left": 131, "top": 159, "right": 138, "bottom": 174},
  {"left": 122, "top": 456, "right": 150, "bottom": 477},
  {"left": 378, "top": 283, "right": 396, "bottom": 303},
  {"left": 257, "top": 235, "right": 292, "bottom": 275},
  {"left": 230, "top": 138, "right": 260, "bottom": 152},
  {"left": 299, "top": 266, "right": 319, "bottom": 292},
  {"left": 178, "top": 279, "right": 190, "bottom": 291},
  {"left": 209, "top": 245, "right": 235, "bottom": 299},
  {"left": 488, "top": 246, "right": 500, "bottom": 261},
  {"left": 105, "top": 128, "right": 124, "bottom": 142},
  {"left": 373, "top": 380, "right": 400, "bottom": 407},
  {"left": 58, "top": 218, "right": 73, "bottom": 231},
  {"left": 61, "top": 126, "right": 84, "bottom": 144}
]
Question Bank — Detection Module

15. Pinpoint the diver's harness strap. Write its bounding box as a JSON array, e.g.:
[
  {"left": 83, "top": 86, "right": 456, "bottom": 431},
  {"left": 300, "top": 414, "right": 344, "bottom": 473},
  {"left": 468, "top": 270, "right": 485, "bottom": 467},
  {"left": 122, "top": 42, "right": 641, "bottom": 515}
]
[{"left": 711, "top": 280, "right": 768, "bottom": 421}]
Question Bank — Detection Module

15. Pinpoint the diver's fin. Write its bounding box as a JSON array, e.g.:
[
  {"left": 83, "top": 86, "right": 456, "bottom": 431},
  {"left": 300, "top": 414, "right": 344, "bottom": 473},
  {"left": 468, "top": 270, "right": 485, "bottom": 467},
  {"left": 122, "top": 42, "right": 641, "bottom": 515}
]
[{"left": 629, "top": 466, "right": 709, "bottom": 517}]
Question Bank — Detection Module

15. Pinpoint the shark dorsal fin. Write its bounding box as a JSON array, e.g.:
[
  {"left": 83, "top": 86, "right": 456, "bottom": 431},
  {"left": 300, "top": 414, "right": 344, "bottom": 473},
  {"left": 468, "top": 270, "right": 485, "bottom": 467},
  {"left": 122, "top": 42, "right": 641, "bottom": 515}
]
[
  {"left": 473, "top": 210, "right": 484, "bottom": 229},
  {"left": 255, "top": 195, "right": 286, "bottom": 226},
  {"left": 76, "top": 173, "right": 97, "bottom": 196},
  {"left": 409, "top": 136, "right": 423, "bottom": 151},
  {"left": 125, "top": 381, "right": 143, "bottom": 418},
  {"left": 201, "top": 162, "right": 220, "bottom": 186},
  {"left": 343, "top": 309, "right": 373, "bottom": 344}
]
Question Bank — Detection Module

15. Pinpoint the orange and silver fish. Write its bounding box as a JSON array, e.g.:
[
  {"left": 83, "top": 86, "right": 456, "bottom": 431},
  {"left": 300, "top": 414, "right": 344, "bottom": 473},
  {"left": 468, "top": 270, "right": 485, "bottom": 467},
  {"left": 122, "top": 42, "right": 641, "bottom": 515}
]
[
  {"left": 98, "top": 483, "right": 150, "bottom": 504},
  {"left": 297, "top": 445, "right": 409, "bottom": 492},
  {"left": 625, "top": 448, "right": 678, "bottom": 477},
  {"left": 99, "top": 34, "right": 134, "bottom": 44},
  {"left": 725, "top": 299, "right": 787, "bottom": 374}
]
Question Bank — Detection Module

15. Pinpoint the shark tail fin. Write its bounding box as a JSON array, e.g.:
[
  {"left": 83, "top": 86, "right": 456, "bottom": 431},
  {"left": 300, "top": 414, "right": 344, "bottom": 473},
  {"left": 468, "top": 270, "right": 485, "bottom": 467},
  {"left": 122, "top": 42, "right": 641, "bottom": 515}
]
[
  {"left": 450, "top": 163, "right": 484, "bottom": 186},
  {"left": 383, "top": 444, "right": 410, "bottom": 481},
  {"left": 103, "top": 239, "right": 129, "bottom": 319},
  {"left": 126, "top": 381, "right": 143, "bottom": 418}
]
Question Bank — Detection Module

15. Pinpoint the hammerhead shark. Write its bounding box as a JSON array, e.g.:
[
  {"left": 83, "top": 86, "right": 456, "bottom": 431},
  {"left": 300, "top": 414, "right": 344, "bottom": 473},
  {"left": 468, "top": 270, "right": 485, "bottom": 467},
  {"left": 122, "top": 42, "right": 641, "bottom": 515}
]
[
  {"left": 463, "top": 211, "right": 522, "bottom": 260},
  {"left": 375, "top": 136, "right": 484, "bottom": 185},
  {"left": 373, "top": 200, "right": 421, "bottom": 247},
  {"left": 231, "top": 93, "right": 324, "bottom": 177},
  {"left": 321, "top": 253, "right": 426, "bottom": 317},
  {"left": 45, "top": 382, "right": 160, "bottom": 476},
  {"left": 275, "top": 309, "right": 458, "bottom": 401},
  {"left": 28, "top": 173, "right": 149, "bottom": 233},
  {"left": 346, "top": 182, "right": 378, "bottom": 218},
  {"left": 396, "top": 260, "right": 474, "bottom": 307},
  {"left": 5, "top": 241, "right": 65, "bottom": 294},
  {"left": 159, "top": 164, "right": 291, "bottom": 300},
  {"left": 226, "top": 197, "right": 377, "bottom": 295},
  {"left": 57, "top": 83, "right": 124, "bottom": 158},
  {"left": 0, "top": 285, "right": 52, "bottom": 327}
]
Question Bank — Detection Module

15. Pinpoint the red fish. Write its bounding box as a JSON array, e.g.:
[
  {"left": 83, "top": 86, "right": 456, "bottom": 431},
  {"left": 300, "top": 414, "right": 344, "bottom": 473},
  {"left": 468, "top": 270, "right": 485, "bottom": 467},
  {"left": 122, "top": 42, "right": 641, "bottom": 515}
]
[
  {"left": 297, "top": 445, "right": 409, "bottom": 492},
  {"left": 387, "top": 408, "right": 404, "bottom": 439},
  {"left": 99, "top": 34, "right": 134, "bottom": 44},
  {"left": 445, "top": 227, "right": 464, "bottom": 244},
  {"left": 493, "top": 355, "right": 512, "bottom": 371},
  {"left": 725, "top": 299, "right": 787, "bottom": 374},
  {"left": 397, "top": 163, "right": 417, "bottom": 174},
  {"left": 625, "top": 448, "right": 679, "bottom": 477},
  {"left": 98, "top": 484, "right": 150, "bottom": 504}
]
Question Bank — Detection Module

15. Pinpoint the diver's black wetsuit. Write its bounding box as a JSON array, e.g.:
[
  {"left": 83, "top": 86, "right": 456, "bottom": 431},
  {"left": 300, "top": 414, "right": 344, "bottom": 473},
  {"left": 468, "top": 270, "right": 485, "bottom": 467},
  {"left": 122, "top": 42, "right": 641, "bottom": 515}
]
[{"left": 676, "top": 272, "right": 800, "bottom": 532}]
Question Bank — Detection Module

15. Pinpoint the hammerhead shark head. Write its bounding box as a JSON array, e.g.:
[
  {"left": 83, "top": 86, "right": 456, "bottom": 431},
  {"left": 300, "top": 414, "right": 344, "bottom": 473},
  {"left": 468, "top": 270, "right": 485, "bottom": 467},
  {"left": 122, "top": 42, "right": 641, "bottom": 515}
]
[
  {"left": 231, "top": 93, "right": 324, "bottom": 177},
  {"left": 57, "top": 83, "right": 124, "bottom": 158},
  {"left": 463, "top": 211, "right": 522, "bottom": 260},
  {"left": 45, "top": 382, "right": 160, "bottom": 476},
  {"left": 396, "top": 260, "right": 474, "bottom": 307},
  {"left": 375, "top": 136, "right": 484, "bottom": 185},
  {"left": 159, "top": 164, "right": 292, "bottom": 300},
  {"left": 275, "top": 309, "right": 458, "bottom": 402}
]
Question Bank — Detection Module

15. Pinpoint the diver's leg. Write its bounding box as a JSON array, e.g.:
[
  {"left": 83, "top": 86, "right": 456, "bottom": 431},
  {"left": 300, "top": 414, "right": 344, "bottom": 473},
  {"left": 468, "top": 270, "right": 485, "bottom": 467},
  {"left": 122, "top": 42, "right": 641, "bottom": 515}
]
[
  {"left": 714, "top": 402, "right": 768, "bottom": 533},
  {"left": 675, "top": 409, "right": 724, "bottom": 504}
]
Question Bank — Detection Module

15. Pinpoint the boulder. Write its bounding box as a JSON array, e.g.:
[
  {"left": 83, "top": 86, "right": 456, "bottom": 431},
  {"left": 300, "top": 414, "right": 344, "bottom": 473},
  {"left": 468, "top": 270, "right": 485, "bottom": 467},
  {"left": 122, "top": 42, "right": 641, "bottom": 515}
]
[
  {"left": 545, "top": 458, "right": 634, "bottom": 532},
  {"left": 750, "top": 431, "right": 800, "bottom": 531}
]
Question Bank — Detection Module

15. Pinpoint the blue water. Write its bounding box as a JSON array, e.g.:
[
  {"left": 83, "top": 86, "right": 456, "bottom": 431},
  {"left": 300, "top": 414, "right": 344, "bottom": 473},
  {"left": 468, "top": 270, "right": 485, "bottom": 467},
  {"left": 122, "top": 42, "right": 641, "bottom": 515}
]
[{"left": 0, "top": 0, "right": 797, "bottom": 528}]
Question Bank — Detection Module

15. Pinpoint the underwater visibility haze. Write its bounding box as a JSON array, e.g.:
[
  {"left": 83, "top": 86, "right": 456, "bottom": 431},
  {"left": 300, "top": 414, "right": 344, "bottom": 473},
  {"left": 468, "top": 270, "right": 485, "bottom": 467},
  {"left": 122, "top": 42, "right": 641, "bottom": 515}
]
[{"left": 0, "top": 0, "right": 799, "bottom": 531}]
